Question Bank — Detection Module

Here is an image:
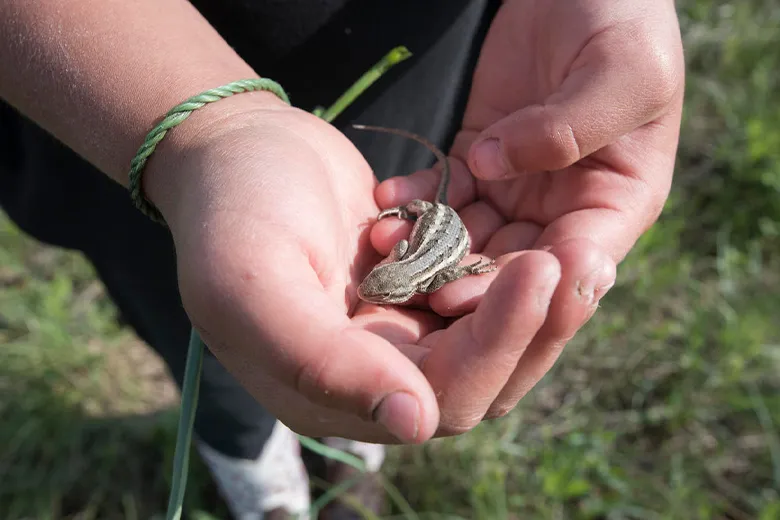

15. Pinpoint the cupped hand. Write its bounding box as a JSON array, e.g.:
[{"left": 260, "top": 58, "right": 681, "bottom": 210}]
[
  {"left": 142, "top": 92, "right": 560, "bottom": 443},
  {"left": 370, "top": 0, "right": 685, "bottom": 428}
]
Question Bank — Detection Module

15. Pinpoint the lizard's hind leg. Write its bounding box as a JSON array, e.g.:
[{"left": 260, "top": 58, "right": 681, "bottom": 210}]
[{"left": 419, "top": 258, "right": 496, "bottom": 294}]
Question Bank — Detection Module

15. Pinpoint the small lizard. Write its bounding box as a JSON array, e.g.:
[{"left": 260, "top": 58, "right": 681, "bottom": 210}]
[{"left": 352, "top": 124, "right": 497, "bottom": 305}]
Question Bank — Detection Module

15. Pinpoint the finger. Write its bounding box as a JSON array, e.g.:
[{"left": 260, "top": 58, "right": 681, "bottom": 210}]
[
  {"left": 535, "top": 206, "right": 642, "bottom": 265},
  {"left": 480, "top": 221, "right": 544, "bottom": 257},
  {"left": 184, "top": 233, "right": 440, "bottom": 443},
  {"left": 368, "top": 216, "right": 413, "bottom": 257},
  {"left": 421, "top": 251, "right": 561, "bottom": 434},
  {"left": 467, "top": 25, "right": 682, "bottom": 179},
  {"left": 424, "top": 221, "right": 545, "bottom": 316},
  {"left": 393, "top": 343, "right": 432, "bottom": 370},
  {"left": 485, "top": 239, "right": 615, "bottom": 418},
  {"left": 426, "top": 251, "right": 514, "bottom": 317},
  {"left": 351, "top": 304, "right": 445, "bottom": 345},
  {"left": 374, "top": 157, "right": 477, "bottom": 210},
  {"left": 458, "top": 201, "right": 507, "bottom": 253}
]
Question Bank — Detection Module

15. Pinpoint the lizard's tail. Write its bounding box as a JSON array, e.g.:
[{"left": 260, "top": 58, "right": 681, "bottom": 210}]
[{"left": 351, "top": 124, "right": 450, "bottom": 205}]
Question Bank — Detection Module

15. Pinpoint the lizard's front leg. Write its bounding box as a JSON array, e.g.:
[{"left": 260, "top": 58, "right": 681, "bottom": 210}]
[
  {"left": 418, "top": 258, "right": 497, "bottom": 294},
  {"left": 375, "top": 239, "right": 410, "bottom": 267},
  {"left": 377, "top": 199, "right": 433, "bottom": 221}
]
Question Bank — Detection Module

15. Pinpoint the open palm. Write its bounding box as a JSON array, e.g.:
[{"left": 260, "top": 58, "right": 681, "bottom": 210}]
[{"left": 368, "top": 0, "right": 685, "bottom": 430}]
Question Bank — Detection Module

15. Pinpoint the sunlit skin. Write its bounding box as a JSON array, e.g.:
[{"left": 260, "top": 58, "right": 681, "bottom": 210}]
[{"left": 151, "top": 0, "right": 685, "bottom": 443}]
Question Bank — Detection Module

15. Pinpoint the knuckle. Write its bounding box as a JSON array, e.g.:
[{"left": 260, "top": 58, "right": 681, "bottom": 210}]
[
  {"left": 636, "top": 36, "right": 683, "bottom": 112},
  {"left": 537, "top": 108, "right": 582, "bottom": 169}
]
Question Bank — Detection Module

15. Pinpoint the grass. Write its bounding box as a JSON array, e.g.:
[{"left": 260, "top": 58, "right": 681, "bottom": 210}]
[{"left": 2, "top": 1, "right": 780, "bottom": 518}]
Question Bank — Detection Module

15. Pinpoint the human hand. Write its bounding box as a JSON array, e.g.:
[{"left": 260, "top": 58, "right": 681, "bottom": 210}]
[
  {"left": 138, "top": 92, "right": 560, "bottom": 443},
  {"left": 370, "top": 0, "right": 684, "bottom": 428}
]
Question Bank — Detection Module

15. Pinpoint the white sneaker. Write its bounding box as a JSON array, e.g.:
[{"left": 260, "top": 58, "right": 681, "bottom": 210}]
[
  {"left": 322, "top": 437, "right": 386, "bottom": 472},
  {"left": 196, "top": 421, "right": 311, "bottom": 520}
]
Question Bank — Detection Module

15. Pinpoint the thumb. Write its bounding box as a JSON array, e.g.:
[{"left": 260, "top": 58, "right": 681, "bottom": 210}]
[
  {"left": 181, "top": 234, "right": 440, "bottom": 443},
  {"left": 467, "top": 28, "right": 682, "bottom": 179}
]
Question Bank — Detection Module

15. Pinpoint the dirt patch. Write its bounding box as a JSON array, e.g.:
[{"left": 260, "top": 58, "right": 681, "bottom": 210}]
[{"left": 83, "top": 334, "right": 180, "bottom": 417}]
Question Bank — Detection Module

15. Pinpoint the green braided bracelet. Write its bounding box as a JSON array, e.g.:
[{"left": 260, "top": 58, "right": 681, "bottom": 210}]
[{"left": 127, "top": 78, "right": 290, "bottom": 224}]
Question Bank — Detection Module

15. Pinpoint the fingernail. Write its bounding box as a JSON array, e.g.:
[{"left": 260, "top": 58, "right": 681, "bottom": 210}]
[
  {"left": 374, "top": 392, "right": 420, "bottom": 442},
  {"left": 473, "top": 138, "right": 509, "bottom": 179},
  {"left": 577, "top": 262, "right": 616, "bottom": 306}
]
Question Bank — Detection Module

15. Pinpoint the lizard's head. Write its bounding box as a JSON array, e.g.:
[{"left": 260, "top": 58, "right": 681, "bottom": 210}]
[{"left": 357, "top": 264, "right": 417, "bottom": 305}]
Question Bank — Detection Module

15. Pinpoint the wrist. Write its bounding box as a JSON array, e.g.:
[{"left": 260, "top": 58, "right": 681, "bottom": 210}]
[{"left": 137, "top": 87, "right": 290, "bottom": 226}]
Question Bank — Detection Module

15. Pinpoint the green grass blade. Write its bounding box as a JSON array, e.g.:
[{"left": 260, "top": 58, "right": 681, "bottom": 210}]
[
  {"left": 378, "top": 473, "right": 421, "bottom": 520},
  {"left": 319, "top": 46, "right": 412, "bottom": 123},
  {"left": 165, "top": 329, "right": 204, "bottom": 520},
  {"left": 307, "top": 475, "right": 367, "bottom": 519},
  {"left": 297, "top": 435, "right": 368, "bottom": 472}
]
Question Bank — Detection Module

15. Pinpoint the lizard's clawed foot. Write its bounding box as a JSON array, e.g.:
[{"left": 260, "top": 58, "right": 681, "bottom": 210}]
[
  {"left": 466, "top": 258, "right": 497, "bottom": 275},
  {"left": 377, "top": 206, "right": 410, "bottom": 221}
]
